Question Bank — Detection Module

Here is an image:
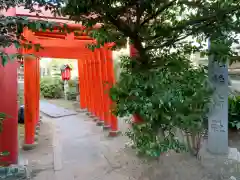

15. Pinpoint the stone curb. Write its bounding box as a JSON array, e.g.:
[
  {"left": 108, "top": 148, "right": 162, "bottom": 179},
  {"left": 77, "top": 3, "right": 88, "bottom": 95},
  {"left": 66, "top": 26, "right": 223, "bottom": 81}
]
[
  {"left": 92, "top": 117, "right": 98, "bottom": 122},
  {"left": 89, "top": 114, "right": 96, "bottom": 118},
  {"left": 0, "top": 165, "right": 30, "bottom": 180},
  {"left": 22, "top": 142, "right": 38, "bottom": 151},
  {"left": 34, "top": 135, "right": 39, "bottom": 142},
  {"left": 103, "top": 125, "right": 111, "bottom": 131},
  {"left": 96, "top": 120, "right": 104, "bottom": 126},
  {"left": 78, "top": 109, "right": 88, "bottom": 113},
  {"left": 108, "top": 131, "right": 121, "bottom": 137},
  {"left": 86, "top": 112, "right": 92, "bottom": 116},
  {"left": 34, "top": 122, "right": 41, "bottom": 143}
]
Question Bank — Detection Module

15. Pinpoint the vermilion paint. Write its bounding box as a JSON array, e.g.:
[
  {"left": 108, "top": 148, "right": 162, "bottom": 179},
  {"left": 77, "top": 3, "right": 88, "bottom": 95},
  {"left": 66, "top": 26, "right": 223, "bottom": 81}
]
[
  {"left": 88, "top": 55, "right": 95, "bottom": 115},
  {"left": 94, "top": 50, "right": 103, "bottom": 119},
  {"left": 105, "top": 48, "right": 118, "bottom": 133},
  {"left": 99, "top": 49, "right": 110, "bottom": 126},
  {"left": 24, "top": 55, "right": 37, "bottom": 145},
  {"left": 1, "top": 23, "right": 120, "bottom": 167},
  {"left": 91, "top": 53, "right": 98, "bottom": 116},
  {"left": 95, "top": 49, "right": 104, "bottom": 121},
  {"left": 0, "top": 6, "right": 118, "bottom": 165},
  {"left": 83, "top": 58, "right": 90, "bottom": 110},
  {"left": 0, "top": 8, "right": 19, "bottom": 165},
  {"left": 78, "top": 59, "right": 86, "bottom": 109},
  {"left": 35, "top": 58, "right": 40, "bottom": 125}
]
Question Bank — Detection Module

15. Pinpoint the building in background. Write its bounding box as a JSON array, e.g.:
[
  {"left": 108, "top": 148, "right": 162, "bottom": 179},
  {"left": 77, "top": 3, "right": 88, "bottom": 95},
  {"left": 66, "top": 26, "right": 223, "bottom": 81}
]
[{"left": 40, "top": 58, "right": 78, "bottom": 79}]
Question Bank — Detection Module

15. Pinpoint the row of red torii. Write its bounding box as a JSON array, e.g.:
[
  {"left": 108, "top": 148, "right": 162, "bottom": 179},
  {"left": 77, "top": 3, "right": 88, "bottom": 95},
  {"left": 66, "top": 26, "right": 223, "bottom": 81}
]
[{"left": 0, "top": 20, "right": 140, "bottom": 165}]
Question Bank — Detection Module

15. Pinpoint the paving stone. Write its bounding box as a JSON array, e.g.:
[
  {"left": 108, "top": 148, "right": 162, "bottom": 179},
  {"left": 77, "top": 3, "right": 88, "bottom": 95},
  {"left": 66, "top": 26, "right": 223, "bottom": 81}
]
[
  {"left": 40, "top": 101, "right": 77, "bottom": 118},
  {"left": 28, "top": 108, "right": 228, "bottom": 180}
]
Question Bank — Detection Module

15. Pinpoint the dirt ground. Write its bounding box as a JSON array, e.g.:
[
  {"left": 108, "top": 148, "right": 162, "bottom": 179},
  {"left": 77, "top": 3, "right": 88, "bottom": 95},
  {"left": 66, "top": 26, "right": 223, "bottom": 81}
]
[
  {"left": 19, "top": 99, "right": 240, "bottom": 180},
  {"left": 20, "top": 115, "right": 222, "bottom": 180},
  {"left": 20, "top": 118, "right": 55, "bottom": 179}
]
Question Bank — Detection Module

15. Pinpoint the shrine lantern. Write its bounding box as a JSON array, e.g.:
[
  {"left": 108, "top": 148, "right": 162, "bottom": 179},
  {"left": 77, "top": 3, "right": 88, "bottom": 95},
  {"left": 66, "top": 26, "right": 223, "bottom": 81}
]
[{"left": 61, "top": 64, "right": 72, "bottom": 81}]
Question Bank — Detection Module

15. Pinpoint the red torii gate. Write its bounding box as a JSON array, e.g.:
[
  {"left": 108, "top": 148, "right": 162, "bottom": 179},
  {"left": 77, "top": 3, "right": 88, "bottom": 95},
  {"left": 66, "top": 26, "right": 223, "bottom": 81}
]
[
  {"left": 22, "top": 25, "right": 118, "bottom": 145},
  {"left": 0, "top": 9, "right": 118, "bottom": 165},
  {"left": 0, "top": 7, "right": 139, "bottom": 165}
]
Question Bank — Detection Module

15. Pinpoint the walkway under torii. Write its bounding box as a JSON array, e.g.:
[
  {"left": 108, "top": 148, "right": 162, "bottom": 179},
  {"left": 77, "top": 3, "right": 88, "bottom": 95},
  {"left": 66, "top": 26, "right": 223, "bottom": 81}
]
[
  {"left": 23, "top": 25, "right": 118, "bottom": 138},
  {"left": 0, "top": 24, "right": 118, "bottom": 166},
  {"left": 0, "top": 7, "right": 139, "bottom": 165}
]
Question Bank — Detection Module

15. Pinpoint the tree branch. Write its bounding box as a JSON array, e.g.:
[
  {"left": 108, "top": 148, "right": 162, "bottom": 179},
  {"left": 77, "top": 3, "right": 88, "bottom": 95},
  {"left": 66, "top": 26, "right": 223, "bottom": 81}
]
[
  {"left": 105, "top": 14, "right": 134, "bottom": 38},
  {"left": 146, "top": 5, "right": 239, "bottom": 42},
  {"left": 145, "top": 32, "right": 193, "bottom": 51},
  {"left": 141, "top": 0, "right": 177, "bottom": 26},
  {"left": 145, "top": 19, "right": 215, "bottom": 51}
]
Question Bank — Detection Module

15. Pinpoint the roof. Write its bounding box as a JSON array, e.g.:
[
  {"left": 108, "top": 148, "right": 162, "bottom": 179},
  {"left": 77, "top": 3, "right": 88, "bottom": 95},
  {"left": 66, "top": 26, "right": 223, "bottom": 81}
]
[{"left": 15, "top": 5, "right": 102, "bottom": 29}]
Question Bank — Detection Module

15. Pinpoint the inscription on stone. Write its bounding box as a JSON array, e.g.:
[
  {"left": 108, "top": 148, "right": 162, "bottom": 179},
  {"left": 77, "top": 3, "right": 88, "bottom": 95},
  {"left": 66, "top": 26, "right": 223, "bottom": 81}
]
[
  {"left": 207, "top": 55, "right": 228, "bottom": 154},
  {"left": 210, "top": 120, "right": 225, "bottom": 133}
]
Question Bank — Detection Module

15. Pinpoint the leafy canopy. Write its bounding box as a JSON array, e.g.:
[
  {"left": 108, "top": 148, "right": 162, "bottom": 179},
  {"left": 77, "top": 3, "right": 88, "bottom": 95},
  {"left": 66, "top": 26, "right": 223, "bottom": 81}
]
[
  {"left": 2, "top": 0, "right": 240, "bottom": 66},
  {"left": 0, "top": 0, "right": 73, "bottom": 66},
  {"left": 41, "top": 0, "right": 240, "bottom": 65}
]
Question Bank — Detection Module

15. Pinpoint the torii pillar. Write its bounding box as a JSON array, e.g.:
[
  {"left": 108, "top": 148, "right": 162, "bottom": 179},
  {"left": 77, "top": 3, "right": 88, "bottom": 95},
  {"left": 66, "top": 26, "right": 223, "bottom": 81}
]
[{"left": 0, "top": 8, "right": 19, "bottom": 165}]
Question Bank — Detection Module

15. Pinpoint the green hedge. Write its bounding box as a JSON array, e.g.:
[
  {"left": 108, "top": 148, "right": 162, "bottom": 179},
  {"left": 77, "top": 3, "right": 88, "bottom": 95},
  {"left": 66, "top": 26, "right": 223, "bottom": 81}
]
[
  {"left": 67, "top": 79, "right": 78, "bottom": 100},
  {"left": 40, "top": 77, "right": 63, "bottom": 99},
  {"left": 67, "top": 89, "right": 78, "bottom": 100},
  {"left": 229, "top": 95, "right": 240, "bottom": 130},
  {"left": 68, "top": 79, "right": 77, "bottom": 88},
  {"left": 18, "top": 90, "right": 24, "bottom": 106}
]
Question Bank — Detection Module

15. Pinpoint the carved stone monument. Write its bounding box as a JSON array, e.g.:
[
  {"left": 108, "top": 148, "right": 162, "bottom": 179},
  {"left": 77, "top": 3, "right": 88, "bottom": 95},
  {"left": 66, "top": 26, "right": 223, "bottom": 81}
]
[
  {"left": 207, "top": 54, "right": 228, "bottom": 154},
  {"left": 198, "top": 40, "right": 240, "bottom": 179}
]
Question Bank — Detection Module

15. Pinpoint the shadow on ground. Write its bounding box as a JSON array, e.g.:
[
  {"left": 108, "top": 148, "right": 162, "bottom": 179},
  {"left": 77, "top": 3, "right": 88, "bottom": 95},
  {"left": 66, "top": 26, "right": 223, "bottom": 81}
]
[{"left": 20, "top": 99, "right": 239, "bottom": 180}]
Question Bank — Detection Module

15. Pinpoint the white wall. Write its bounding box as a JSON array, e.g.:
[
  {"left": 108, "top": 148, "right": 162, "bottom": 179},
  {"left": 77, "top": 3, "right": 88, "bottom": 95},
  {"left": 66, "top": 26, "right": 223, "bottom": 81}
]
[{"left": 40, "top": 58, "right": 78, "bottom": 79}]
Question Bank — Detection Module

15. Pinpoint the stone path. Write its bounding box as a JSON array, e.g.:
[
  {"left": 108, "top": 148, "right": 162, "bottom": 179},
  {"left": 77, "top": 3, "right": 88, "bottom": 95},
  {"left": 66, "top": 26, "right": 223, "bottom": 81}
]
[
  {"left": 40, "top": 100, "right": 77, "bottom": 118},
  {"left": 27, "top": 104, "right": 229, "bottom": 180}
]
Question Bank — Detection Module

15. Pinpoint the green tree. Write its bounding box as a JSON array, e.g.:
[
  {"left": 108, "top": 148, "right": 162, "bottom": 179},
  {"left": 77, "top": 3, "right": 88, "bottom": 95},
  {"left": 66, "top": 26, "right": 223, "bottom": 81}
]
[
  {"left": 5, "top": 1, "right": 240, "bottom": 65},
  {"left": 56, "top": 0, "right": 240, "bottom": 155},
  {"left": 2, "top": 0, "right": 240, "bottom": 156},
  {"left": 57, "top": 1, "right": 240, "bottom": 63},
  {"left": 0, "top": 1, "right": 71, "bottom": 66}
]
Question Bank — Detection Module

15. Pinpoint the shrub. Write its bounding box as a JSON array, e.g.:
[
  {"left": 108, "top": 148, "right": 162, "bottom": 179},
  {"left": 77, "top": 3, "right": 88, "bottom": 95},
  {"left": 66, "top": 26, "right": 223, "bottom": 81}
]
[
  {"left": 40, "top": 76, "right": 63, "bottom": 99},
  {"left": 18, "top": 90, "right": 24, "bottom": 106},
  {"left": 67, "top": 88, "right": 78, "bottom": 101},
  {"left": 68, "top": 79, "right": 78, "bottom": 88},
  {"left": 109, "top": 55, "right": 212, "bottom": 157},
  {"left": 229, "top": 95, "right": 240, "bottom": 130}
]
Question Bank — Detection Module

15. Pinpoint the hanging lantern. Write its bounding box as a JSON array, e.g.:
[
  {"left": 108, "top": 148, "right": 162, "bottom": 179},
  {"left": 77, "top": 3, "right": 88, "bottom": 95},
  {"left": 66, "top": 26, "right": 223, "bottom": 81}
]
[{"left": 60, "top": 64, "right": 72, "bottom": 81}]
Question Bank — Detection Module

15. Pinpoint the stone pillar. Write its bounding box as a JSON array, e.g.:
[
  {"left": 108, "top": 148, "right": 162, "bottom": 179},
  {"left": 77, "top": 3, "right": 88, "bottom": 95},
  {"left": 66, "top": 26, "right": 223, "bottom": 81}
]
[{"left": 207, "top": 40, "right": 228, "bottom": 154}]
